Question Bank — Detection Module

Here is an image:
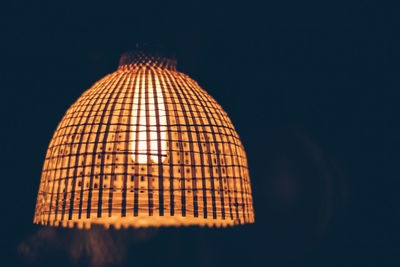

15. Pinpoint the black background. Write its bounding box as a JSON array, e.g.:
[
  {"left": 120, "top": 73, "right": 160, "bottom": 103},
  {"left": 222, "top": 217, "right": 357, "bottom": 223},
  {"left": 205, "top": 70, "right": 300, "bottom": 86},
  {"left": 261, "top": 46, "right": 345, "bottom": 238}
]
[{"left": 2, "top": 1, "right": 399, "bottom": 266}]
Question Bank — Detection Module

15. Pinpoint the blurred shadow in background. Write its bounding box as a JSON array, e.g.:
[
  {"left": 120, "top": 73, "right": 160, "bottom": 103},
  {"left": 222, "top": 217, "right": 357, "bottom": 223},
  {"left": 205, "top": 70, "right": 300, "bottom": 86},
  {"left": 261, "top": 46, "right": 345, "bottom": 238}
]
[{"left": 249, "top": 127, "right": 348, "bottom": 265}]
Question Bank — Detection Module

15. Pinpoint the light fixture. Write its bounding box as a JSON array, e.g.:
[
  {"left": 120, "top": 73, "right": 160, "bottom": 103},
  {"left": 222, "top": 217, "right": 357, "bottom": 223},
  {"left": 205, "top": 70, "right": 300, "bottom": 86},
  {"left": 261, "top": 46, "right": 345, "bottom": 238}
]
[{"left": 33, "top": 47, "right": 254, "bottom": 229}]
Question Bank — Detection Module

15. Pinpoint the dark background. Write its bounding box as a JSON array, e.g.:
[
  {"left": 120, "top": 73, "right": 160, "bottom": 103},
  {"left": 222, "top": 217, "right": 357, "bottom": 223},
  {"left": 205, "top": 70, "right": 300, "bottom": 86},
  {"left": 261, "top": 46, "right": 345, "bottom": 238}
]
[{"left": 2, "top": 1, "right": 399, "bottom": 266}]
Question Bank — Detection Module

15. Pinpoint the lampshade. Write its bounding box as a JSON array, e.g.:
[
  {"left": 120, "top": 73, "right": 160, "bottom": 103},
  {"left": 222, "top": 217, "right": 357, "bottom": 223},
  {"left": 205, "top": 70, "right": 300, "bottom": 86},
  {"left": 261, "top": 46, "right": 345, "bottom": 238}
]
[{"left": 34, "top": 48, "right": 254, "bottom": 229}]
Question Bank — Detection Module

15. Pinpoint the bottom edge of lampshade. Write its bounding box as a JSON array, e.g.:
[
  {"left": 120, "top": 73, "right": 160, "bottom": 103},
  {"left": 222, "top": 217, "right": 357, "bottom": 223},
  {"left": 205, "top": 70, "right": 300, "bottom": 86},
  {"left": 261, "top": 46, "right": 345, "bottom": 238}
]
[{"left": 33, "top": 215, "right": 254, "bottom": 229}]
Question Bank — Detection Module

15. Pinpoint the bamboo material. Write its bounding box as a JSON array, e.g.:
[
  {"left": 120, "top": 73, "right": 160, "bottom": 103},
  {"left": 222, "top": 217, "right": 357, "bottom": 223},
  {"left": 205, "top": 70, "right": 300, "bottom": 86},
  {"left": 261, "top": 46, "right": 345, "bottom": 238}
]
[{"left": 33, "top": 49, "right": 254, "bottom": 229}]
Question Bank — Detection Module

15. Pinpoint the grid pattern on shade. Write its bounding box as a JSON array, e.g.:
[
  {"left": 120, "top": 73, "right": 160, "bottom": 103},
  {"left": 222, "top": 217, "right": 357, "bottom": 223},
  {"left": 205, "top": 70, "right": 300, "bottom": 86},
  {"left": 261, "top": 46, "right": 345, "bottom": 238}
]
[{"left": 33, "top": 51, "right": 254, "bottom": 229}]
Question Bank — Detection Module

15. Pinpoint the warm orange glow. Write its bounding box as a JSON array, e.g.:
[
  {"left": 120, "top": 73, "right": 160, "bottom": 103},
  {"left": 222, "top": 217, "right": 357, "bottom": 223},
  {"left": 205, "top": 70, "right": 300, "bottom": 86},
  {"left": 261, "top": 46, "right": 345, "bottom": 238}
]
[
  {"left": 33, "top": 50, "right": 254, "bottom": 229},
  {"left": 130, "top": 73, "right": 167, "bottom": 163}
]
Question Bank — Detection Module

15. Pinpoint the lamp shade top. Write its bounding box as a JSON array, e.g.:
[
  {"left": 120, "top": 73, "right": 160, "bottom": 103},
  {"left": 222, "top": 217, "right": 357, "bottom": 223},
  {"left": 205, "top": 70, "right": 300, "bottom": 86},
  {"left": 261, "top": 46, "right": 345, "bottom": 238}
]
[{"left": 118, "top": 48, "right": 177, "bottom": 71}]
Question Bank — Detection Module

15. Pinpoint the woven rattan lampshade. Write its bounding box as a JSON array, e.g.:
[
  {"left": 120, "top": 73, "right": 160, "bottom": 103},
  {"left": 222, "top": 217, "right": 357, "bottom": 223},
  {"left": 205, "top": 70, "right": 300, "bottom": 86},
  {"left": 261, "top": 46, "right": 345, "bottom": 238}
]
[{"left": 34, "top": 48, "right": 254, "bottom": 229}]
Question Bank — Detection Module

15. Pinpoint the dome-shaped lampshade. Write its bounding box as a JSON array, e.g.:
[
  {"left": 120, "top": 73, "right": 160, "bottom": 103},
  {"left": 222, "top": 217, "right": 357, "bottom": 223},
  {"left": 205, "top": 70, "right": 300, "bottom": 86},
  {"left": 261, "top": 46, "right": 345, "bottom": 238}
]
[{"left": 34, "top": 49, "right": 254, "bottom": 229}]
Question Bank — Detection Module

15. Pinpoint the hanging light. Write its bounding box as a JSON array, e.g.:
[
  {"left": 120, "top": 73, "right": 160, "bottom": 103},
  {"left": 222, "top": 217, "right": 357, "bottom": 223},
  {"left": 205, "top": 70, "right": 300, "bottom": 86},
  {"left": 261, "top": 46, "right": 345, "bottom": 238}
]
[{"left": 33, "top": 47, "right": 254, "bottom": 229}]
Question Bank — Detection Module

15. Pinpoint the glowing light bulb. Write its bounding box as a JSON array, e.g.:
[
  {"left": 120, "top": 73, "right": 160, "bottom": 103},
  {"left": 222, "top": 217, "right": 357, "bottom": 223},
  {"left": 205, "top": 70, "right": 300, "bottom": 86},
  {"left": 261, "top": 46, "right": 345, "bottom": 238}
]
[{"left": 130, "top": 73, "right": 167, "bottom": 163}]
